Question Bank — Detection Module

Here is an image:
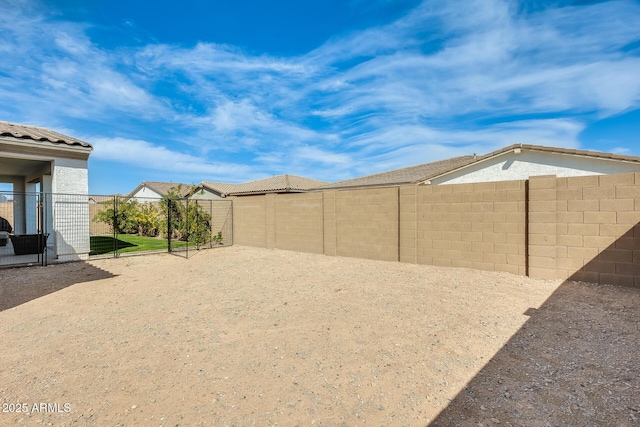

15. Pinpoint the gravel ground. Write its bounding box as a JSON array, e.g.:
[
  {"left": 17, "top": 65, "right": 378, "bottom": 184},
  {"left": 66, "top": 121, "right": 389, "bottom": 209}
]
[{"left": 0, "top": 245, "right": 638, "bottom": 426}]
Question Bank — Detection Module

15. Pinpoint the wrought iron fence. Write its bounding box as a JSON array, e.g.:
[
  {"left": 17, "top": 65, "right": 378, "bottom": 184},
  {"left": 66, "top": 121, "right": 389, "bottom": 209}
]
[{"left": 0, "top": 191, "right": 233, "bottom": 267}]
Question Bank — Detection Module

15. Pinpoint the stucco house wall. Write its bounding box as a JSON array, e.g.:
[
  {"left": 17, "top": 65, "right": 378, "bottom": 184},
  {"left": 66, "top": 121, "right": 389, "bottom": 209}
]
[{"left": 430, "top": 150, "right": 640, "bottom": 185}]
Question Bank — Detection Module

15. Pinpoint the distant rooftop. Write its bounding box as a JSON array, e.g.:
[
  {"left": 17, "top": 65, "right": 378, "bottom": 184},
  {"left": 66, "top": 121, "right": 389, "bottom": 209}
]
[{"left": 200, "top": 174, "right": 328, "bottom": 196}]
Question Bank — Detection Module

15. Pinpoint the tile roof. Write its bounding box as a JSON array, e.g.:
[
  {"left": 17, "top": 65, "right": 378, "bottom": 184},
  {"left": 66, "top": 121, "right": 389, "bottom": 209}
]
[
  {"left": 200, "top": 174, "right": 328, "bottom": 196},
  {"left": 0, "top": 121, "right": 92, "bottom": 148},
  {"left": 317, "top": 155, "right": 476, "bottom": 189},
  {"left": 130, "top": 181, "right": 193, "bottom": 198}
]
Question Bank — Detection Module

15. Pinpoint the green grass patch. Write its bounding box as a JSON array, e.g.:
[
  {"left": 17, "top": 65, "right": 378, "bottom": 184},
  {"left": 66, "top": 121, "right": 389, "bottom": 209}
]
[{"left": 90, "top": 234, "right": 187, "bottom": 256}]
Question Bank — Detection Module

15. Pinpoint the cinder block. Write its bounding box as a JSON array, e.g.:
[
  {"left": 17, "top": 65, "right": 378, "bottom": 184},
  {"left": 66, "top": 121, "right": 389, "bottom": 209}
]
[
  {"left": 495, "top": 263, "right": 520, "bottom": 275},
  {"left": 599, "top": 223, "right": 634, "bottom": 237},
  {"left": 451, "top": 259, "right": 473, "bottom": 269},
  {"left": 506, "top": 233, "right": 526, "bottom": 245},
  {"left": 432, "top": 257, "right": 452, "bottom": 267},
  {"left": 566, "top": 175, "right": 599, "bottom": 188},
  {"left": 557, "top": 234, "right": 583, "bottom": 247},
  {"left": 583, "top": 235, "right": 616, "bottom": 249},
  {"left": 453, "top": 183, "right": 475, "bottom": 193},
  {"left": 556, "top": 256, "right": 585, "bottom": 270},
  {"left": 599, "top": 273, "right": 635, "bottom": 287},
  {"left": 529, "top": 211, "right": 557, "bottom": 223},
  {"left": 461, "top": 231, "right": 483, "bottom": 242},
  {"left": 506, "top": 190, "right": 525, "bottom": 201},
  {"left": 529, "top": 200, "right": 556, "bottom": 212},
  {"left": 483, "top": 232, "right": 506, "bottom": 243},
  {"left": 615, "top": 262, "right": 640, "bottom": 276},
  {"left": 471, "top": 261, "right": 495, "bottom": 272},
  {"left": 616, "top": 211, "right": 640, "bottom": 225},
  {"left": 494, "top": 201, "right": 520, "bottom": 212},
  {"left": 442, "top": 249, "right": 462, "bottom": 260},
  {"left": 556, "top": 200, "right": 568, "bottom": 212},
  {"left": 472, "top": 182, "right": 496, "bottom": 192},
  {"left": 433, "top": 239, "right": 452, "bottom": 250},
  {"left": 529, "top": 175, "right": 557, "bottom": 189},
  {"left": 451, "top": 240, "right": 472, "bottom": 251},
  {"left": 482, "top": 191, "right": 507, "bottom": 202},
  {"left": 615, "top": 237, "right": 640, "bottom": 250},
  {"left": 494, "top": 242, "right": 520, "bottom": 254},
  {"left": 567, "top": 246, "right": 599, "bottom": 260},
  {"left": 567, "top": 200, "right": 600, "bottom": 212},
  {"left": 529, "top": 222, "right": 557, "bottom": 236},
  {"left": 529, "top": 245, "right": 555, "bottom": 257},
  {"left": 471, "top": 241, "right": 494, "bottom": 253},
  {"left": 529, "top": 188, "right": 556, "bottom": 201},
  {"left": 597, "top": 248, "right": 633, "bottom": 263},
  {"left": 583, "top": 186, "right": 616, "bottom": 200},
  {"left": 472, "top": 222, "right": 494, "bottom": 233},
  {"left": 506, "top": 253, "right": 525, "bottom": 265},
  {"left": 615, "top": 186, "right": 640, "bottom": 199},
  {"left": 495, "top": 180, "right": 524, "bottom": 191},
  {"left": 557, "top": 187, "right": 583, "bottom": 201},
  {"left": 484, "top": 252, "right": 507, "bottom": 264},
  {"left": 557, "top": 211, "right": 584, "bottom": 223},
  {"left": 599, "top": 173, "right": 635, "bottom": 187},
  {"left": 583, "top": 211, "right": 616, "bottom": 224},
  {"left": 462, "top": 250, "right": 484, "bottom": 262},
  {"left": 471, "top": 202, "right": 494, "bottom": 212},
  {"left": 529, "top": 266, "right": 557, "bottom": 279},
  {"left": 568, "top": 270, "right": 600, "bottom": 284},
  {"left": 442, "top": 192, "right": 462, "bottom": 203},
  {"left": 496, "top": 222, "right": 519, "bottom": 234},
  {"left": 441, "top": 230, "right": 462, "bottom": 241},
  {"left": 567, "top": 223, "right": 599, "bottom": 236}
]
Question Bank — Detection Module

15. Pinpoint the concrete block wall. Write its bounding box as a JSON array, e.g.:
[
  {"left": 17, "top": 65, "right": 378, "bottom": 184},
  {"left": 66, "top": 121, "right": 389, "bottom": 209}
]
[
  {"left": 274, "top": 193, "right": 324, "bottom": 254},
  {"left": 553, "top": 172, "right": 640, "bottom": 287},
  {"left": 415, "top": 181, "right": 527, "bottom": 275},
  {"left": 334, "top": 187, "right": 399, "bottom": 261},
  {"left": 232, "top": 196, "right": 267, "bottom": 247},
  {"left": 230, "top": 172, "right": 640, "bottom": 287}
]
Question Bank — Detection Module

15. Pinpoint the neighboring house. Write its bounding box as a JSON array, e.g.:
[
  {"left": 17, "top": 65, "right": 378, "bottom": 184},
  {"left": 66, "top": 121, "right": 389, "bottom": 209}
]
[
  {"left": 128, "top": 181, "right": 192, "bottom": 201},
  {"left": 316, "top": 155, "right": 475, "bottom": 190},
  {"left": 0, "top": 120, "right": 93, "bottom": 262},
  {"left": 420, "top": 144, "right": 640, "bottom": 185},
  {"left": 191, "top": 174, "right": 328, "bottom": 199},
  {"left": 319, "top": 144, "right": 640, "bottom": 190}
]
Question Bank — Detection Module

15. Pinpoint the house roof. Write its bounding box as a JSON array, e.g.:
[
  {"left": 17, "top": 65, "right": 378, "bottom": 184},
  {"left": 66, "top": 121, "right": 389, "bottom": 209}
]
[
  {"left": 421, "top": 143, "right": 640, "bottom": 183},
  {"left": 317, "top": 155, "right": 476, "bottom": 190},
  {"left": 200, "top": 174, "right": 328, "bottom": 196},
  {"left": 0, "top": 121, "right": 92, "bottom": 148},
  {"left": 129, "top": 181, "right": 192, "bottom": 198}
]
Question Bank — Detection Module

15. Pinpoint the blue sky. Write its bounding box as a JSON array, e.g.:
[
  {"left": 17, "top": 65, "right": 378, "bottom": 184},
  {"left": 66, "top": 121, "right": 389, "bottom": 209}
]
[{"left": 1, "top": 0, "right": 640, "bottom": 195}]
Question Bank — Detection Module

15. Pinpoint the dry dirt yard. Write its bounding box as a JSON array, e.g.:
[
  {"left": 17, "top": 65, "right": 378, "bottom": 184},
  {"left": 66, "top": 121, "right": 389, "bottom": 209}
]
[{"left": 0, "top": 246, "right": 638, "bottom": 426}]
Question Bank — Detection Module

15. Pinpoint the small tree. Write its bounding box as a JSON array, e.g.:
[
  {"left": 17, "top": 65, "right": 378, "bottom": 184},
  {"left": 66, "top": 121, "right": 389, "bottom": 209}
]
[
  {"left": 159, "top": 185, "right": 212, "bottom": 244},
  {"left": 92, "top": 198, "right": 140, "bottom": 234},
  {"left": 134, "top": 203, "right": 161, "bottom": 237}
]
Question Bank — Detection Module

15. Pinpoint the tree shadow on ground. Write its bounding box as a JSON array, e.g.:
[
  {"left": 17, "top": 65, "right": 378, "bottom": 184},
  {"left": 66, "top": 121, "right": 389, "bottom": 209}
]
[
  {"left": 0, "top": 262, "right": 116, "bottom": 312},
  {"left": 429, "top": 280, "right": 640, "bottom": 426}
]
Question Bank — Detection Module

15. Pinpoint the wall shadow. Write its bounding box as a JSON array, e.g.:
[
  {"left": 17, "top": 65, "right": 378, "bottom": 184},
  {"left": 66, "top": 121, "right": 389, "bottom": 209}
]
[
  {"left": 566, "top": 222, "right": 640, "bottom": 288},
  {"left": 430, "top": 278, "right": 640, "bottom": 423},
  {"left": 0, "top": 261, "right": 116, "bottom": 312}
]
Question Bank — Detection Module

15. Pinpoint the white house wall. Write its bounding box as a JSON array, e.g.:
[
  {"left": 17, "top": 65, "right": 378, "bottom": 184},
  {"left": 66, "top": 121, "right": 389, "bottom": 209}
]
[
  {"left": 431, "top": 151, "right": 640, "bottom": 185},
  {"left": 49, "top": 158, "right": 90, "bottom": 261},
  {"left": 190, "top": 188, "right": 223, "bottom": 200},
  {"left": 131, "top": 186, "right": 163, "bottom": 201}
]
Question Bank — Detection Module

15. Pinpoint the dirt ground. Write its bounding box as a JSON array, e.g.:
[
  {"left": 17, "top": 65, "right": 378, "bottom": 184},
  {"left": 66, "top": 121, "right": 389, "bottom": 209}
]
[{"left": 0, "top": 246, "right": 638, "bottom": 426}]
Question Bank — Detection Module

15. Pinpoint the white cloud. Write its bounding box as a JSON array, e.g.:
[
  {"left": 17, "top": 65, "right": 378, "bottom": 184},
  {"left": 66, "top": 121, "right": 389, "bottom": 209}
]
[{"left": 90, "top": 137, "right": 252, "bottom": 178}]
